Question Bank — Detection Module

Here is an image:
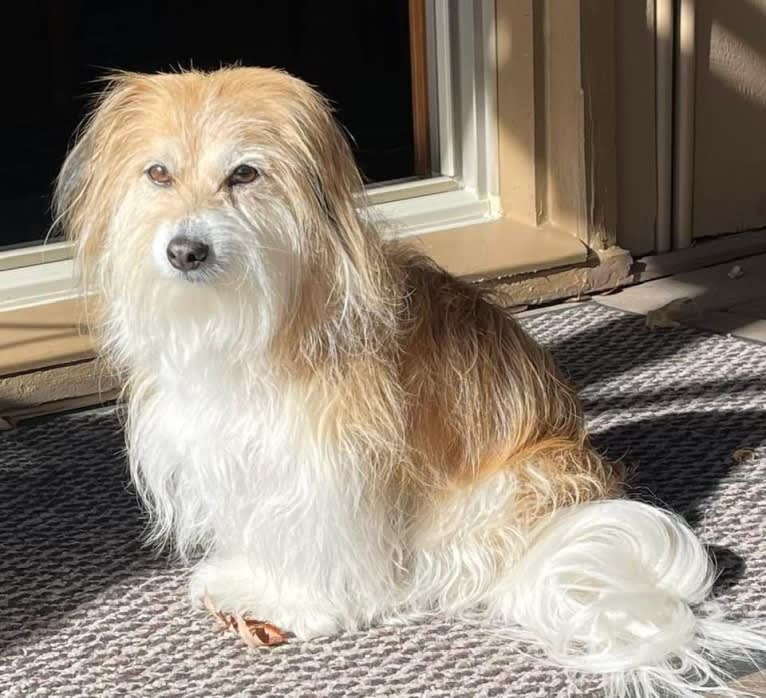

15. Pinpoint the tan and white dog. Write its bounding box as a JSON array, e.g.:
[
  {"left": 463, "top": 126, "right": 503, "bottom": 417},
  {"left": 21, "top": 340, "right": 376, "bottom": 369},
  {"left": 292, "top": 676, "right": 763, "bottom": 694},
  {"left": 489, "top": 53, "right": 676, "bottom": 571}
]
[{"left": 56, "top": 67, "right": 764, "bottom": 697}]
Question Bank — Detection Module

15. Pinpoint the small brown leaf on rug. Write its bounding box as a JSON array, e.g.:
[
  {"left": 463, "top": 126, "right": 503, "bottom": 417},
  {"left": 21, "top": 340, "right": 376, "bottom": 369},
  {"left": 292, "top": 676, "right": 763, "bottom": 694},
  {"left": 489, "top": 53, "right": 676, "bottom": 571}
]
[
  {"left": 203, "top": 593, "right": 288, "bottom": 647},
  {"left": 235, "top": 615, "right": 288, "bottom": 648}
]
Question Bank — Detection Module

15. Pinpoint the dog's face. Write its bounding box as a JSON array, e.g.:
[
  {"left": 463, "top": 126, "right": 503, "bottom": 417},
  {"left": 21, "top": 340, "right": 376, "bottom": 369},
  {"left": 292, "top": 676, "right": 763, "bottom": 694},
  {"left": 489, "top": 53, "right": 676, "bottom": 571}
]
[{"left": 57, "top": 68, "right": 376, "bottom": 359}]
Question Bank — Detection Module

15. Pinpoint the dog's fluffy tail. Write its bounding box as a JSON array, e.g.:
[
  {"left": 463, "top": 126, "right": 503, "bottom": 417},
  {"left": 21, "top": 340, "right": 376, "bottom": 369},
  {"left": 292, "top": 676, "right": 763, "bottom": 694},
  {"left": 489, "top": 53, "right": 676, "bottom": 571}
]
[{"left": 489, "top": 499, "right": 766, "bottom": 697}]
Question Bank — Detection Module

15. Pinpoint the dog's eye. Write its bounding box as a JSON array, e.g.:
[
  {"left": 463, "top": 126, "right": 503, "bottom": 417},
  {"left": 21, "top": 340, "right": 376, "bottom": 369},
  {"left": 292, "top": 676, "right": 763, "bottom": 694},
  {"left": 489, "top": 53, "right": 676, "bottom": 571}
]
[
  {"left": 228, "top": 164, "right": 259, "bottom": 186},
  {"left": 147, "top": 164, "right": 172, "bottom": 186}
]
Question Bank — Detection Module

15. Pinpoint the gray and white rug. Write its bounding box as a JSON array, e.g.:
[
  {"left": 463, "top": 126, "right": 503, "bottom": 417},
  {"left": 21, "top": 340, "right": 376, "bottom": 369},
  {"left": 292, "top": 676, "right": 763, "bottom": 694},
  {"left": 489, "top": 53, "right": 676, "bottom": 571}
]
[{"left": 2, "top": 302, "right": 765, "bottom": 697}]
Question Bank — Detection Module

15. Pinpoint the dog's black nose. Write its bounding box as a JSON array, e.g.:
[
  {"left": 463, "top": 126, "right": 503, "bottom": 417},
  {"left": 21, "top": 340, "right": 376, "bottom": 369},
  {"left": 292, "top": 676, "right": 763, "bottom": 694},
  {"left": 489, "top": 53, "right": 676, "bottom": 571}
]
[{"left": 167, "top": 237, "right": 209, "bottom": 271}]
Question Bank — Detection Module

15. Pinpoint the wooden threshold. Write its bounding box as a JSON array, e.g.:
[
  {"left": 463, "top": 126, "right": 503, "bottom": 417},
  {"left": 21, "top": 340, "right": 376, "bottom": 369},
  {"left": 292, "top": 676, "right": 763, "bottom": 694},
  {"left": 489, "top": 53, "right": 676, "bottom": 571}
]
[
  {"left": 0, "top": 354, "right": 120, "bottom": 423},
  {"left": 631, "top": 228, "right": 766, "bottom": 281},
  {"left": 0, "top": 298, "right": 91, "bottom": 375},
  {"left": 0, "top": 390, "right": 119, "bottom": 429}
]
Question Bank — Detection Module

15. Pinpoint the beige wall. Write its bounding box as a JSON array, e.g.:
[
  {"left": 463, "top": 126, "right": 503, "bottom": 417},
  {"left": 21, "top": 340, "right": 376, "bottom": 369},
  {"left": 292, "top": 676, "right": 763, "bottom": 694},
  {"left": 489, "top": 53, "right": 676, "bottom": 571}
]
[
  {"left": 615, "top": 0, "right": 657, "bottom": 256},
  {"left": 614, "top": 0, "right": 766, "bottom": 253},
  {"left": 694, "top": 0, "right": 766, "bottom": 238}
]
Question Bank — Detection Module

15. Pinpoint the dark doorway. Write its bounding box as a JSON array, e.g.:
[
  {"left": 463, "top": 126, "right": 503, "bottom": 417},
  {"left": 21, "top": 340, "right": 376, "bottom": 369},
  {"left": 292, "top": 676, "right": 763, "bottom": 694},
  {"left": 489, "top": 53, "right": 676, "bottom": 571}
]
[{"left": 1, "top": 1, "right": 415, "bottom": 249}]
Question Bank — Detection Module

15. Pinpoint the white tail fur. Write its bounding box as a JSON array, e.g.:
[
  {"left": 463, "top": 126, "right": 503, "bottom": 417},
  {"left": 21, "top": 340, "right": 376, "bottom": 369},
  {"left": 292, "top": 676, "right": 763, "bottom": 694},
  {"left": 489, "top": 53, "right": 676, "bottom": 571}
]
[{"left": 488, "top": 500, "right": 766, "bottom": 697}]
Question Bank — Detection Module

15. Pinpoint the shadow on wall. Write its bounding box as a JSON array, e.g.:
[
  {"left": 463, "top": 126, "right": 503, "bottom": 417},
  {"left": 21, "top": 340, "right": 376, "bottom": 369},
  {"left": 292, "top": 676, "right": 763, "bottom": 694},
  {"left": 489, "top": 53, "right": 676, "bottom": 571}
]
[{"left": 693, "top": 0, "right": 766, "bottom": 238}]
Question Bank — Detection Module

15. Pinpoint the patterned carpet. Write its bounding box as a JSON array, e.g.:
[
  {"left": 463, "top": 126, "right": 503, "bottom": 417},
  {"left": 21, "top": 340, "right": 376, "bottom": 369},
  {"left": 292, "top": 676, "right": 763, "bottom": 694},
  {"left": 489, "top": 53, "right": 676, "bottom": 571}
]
[{"left": 2, "top": 302, "right": 764, "bottom": 697}]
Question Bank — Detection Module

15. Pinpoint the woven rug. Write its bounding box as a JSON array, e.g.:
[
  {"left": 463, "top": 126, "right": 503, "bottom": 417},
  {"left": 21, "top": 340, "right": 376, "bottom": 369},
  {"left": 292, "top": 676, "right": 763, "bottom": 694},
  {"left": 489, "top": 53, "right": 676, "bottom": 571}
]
[{"left": 2, "top": 302, "right": 765, "bottom": 697}]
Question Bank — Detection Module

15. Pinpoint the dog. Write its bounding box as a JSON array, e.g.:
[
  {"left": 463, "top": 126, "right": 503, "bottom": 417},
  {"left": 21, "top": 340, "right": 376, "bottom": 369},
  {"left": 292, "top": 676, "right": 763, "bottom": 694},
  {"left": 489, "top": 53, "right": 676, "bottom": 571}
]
[{"left": 55, "top": 67, "right": 765, "bottom": 697}]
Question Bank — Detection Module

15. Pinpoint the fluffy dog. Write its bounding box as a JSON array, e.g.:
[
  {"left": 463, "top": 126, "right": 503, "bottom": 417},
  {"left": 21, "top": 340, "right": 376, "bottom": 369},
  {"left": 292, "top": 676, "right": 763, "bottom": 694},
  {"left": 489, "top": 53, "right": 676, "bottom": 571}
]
[{"left": 56, "top": 67, "right": 764, "bottom": 697}]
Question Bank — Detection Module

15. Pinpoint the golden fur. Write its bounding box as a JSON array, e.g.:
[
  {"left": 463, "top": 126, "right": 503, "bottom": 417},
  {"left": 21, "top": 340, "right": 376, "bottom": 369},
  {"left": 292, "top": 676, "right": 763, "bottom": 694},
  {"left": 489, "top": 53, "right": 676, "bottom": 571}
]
[{"left": 57, "top": 67, "right": 620, "bottom": 531}]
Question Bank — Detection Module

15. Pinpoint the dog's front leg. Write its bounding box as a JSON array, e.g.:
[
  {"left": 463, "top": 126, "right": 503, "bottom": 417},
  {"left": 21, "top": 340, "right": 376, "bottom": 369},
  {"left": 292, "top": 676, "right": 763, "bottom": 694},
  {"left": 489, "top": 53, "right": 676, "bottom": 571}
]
[{"left": 189, "top": 553, "right": 345, "bottom": 640}]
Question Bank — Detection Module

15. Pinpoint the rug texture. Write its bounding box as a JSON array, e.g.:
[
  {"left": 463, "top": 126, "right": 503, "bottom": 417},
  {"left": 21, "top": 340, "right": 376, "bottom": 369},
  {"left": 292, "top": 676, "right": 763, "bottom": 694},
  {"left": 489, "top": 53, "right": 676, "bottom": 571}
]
[{"left": 2, "top": 302, "right": 765, "bottom": 697}]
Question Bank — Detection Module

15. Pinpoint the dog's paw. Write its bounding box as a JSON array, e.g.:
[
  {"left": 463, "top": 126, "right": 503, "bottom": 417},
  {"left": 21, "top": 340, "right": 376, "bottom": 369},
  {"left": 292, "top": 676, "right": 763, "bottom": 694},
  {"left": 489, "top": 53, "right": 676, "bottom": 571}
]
[
  {"left": 202, "top": 592, "right": 341, "bottom": 642},
  {"left": 190, "top": 556, "right": 342, "bottom": 641},
  {"left": 255, "top": 605, "right": 341, "bottom": 641}
]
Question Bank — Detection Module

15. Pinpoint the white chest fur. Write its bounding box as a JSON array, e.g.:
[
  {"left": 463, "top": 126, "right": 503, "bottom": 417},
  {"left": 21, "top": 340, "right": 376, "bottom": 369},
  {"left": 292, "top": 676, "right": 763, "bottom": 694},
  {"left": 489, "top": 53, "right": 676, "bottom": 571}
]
[{"left": 127, "top": 361, "right": 400, "bottom": 611}]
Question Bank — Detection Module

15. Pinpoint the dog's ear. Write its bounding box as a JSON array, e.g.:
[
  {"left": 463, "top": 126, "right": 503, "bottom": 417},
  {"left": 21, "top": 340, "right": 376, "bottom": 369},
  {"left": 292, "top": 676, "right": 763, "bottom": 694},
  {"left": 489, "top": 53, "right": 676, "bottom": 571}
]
[
  {"left": 54, "top": 129, "right": 94, "bottom": 242},
  {"left": 54, "top": 74, "right": 143, "bottom": 283},
  {"left": 294, "top": 87, "right": 389, "bottom": 309},
  {"left": 311, "top": 113, "right": 367, "bottom": 248}
]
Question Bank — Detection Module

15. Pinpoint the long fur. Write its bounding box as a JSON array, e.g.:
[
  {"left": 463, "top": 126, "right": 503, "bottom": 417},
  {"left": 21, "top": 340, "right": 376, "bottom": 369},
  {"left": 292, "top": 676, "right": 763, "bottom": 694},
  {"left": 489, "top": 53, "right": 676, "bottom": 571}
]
[{"left": 55, "top": 66, "right": 765, "bottom": 695}]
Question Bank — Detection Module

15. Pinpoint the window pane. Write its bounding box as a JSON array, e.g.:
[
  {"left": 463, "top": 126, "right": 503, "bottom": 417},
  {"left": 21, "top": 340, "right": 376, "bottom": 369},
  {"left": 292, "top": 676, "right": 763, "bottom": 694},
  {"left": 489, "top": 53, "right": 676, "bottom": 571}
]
[{"left": 1, "top": 0, "right": 416, "bottom": 249}]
